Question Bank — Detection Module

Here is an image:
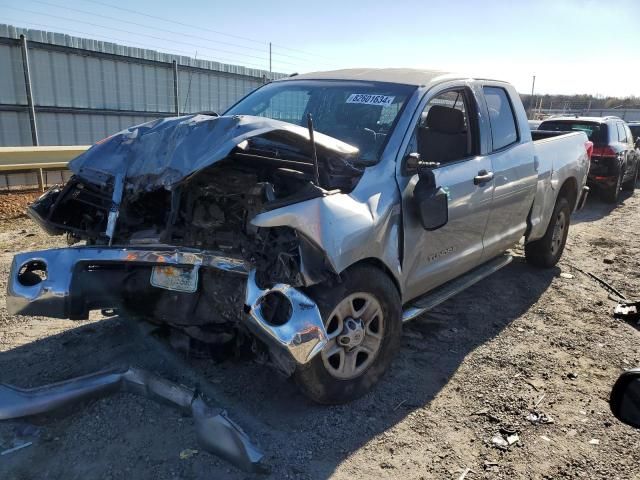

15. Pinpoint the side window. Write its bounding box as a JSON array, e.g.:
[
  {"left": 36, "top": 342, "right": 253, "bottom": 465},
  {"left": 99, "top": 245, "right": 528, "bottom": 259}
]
[
  {"left": 617, "top": 123, "right": 627, "bottom": 143},
  {"left": 408, "top": 89, "right": 475, "bottom": 165},
  {"left": 483, "top": 86, "right": 518, "bottom": 150},
  {"left": 624, "top": 125, "right": 634, "bottom": 144}
]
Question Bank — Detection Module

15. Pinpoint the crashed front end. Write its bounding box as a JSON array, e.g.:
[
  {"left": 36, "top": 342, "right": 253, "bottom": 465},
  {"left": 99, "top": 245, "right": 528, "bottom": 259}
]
[{"left": 7, "top": 114, "right": 365, "bottom": 370}]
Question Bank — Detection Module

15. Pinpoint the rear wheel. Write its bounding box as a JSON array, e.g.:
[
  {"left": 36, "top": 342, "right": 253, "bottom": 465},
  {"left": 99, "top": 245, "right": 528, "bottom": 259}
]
[
  {"left": 622, "top": 163, "right": 638, "bottom": 192},
  {"left": 293, "top": 265, "right": 401, "bottom": 404},
  {"left": 602, "top": 170, "right": 623, "bottom": 203},
  {"left": 525, "top": 196, "right": 571, "bottom": 268}
]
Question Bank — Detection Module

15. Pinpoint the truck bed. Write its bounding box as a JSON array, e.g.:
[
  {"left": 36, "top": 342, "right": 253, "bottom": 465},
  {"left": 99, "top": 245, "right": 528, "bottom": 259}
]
[{"left": 527, "top": 130, "right": 591, "bottom": 241}]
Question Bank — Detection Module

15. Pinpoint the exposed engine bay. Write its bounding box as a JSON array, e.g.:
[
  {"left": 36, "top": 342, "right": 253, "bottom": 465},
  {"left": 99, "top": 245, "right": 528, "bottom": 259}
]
[{"left": 25, "top": 114, "right": 364, "bottom": 357}]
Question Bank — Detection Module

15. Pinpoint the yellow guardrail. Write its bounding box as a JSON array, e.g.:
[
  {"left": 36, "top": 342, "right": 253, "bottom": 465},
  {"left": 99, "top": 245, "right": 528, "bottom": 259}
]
[{"left": 0, "top": 145, "right": 89, "bottom": 172}]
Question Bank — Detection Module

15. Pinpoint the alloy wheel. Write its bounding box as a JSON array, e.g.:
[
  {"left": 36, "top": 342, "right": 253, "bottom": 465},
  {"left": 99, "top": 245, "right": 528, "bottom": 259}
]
[{"left": 321, "top": 292, "right": 384, "bottom": 380}]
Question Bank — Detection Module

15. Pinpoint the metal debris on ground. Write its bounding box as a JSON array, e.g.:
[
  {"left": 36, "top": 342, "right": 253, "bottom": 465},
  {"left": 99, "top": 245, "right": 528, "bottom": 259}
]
[
  {"left": 506, "top": 433, "right": 519, "bottom": 446},
  {"left": 0, "top": 367, "right": 265, "bottom": 472},
  {"left": 589, "top": 439, "right": 600, "bottom": 445},
  {"left": 614, "top": 301, "right": 640, "bottom": 324},
  {"left": 1, "top": 442, "right": 33, "bottom": 456},
  {"left": 491, "top": 435, "right": 509, "bottom": 449},
  {"left": 586, "top": 272, "right": 626, "bottom": 300},
  {"left": 567, "top": 372, "right": 578, "bottom": 380},
  {"left": 492, "top": 428, "right": 520, "bottom": 449},
  {"left": 566, "top": 263, "right": 627, "bottom": 300},
  {"left": 526, "top": 412, "right": 554, "bottom": 425},
  {"left": 560, "top": 272, "right": 574, "bottom": 279},
  {"left": 540, "top": 435, "right": 551, "bottom": 442}
]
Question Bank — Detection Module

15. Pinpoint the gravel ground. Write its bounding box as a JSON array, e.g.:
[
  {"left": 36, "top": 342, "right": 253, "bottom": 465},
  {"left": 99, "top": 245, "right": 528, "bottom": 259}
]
[{"left": 0, "top": 190, "right": 639, "bottom": 479}]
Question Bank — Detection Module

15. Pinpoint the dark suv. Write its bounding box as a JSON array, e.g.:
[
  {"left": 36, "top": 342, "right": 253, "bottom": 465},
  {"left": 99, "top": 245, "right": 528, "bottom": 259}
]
[
  {"left": 628, "top": 121, "right": 640, "bottom": 146},
  {"left": 539, "top": 116, "right": 640, "bottom": 203}
]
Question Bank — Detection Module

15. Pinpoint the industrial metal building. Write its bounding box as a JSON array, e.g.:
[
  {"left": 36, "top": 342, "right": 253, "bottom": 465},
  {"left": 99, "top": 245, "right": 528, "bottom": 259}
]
[
  {"left": 0, "top": 24, "right": 285, "bottom": 189},
  {"left": 0, "top": 24, "right": 285, "bottom": 147}
]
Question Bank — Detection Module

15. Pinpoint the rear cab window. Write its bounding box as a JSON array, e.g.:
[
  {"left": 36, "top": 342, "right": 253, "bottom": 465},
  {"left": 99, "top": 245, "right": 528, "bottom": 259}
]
[{"left": 483, "top": 87, "right": 519, "bottom": 151}]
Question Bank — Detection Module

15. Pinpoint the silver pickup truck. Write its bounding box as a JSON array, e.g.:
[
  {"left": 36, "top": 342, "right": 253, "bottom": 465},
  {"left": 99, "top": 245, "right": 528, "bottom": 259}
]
[{"left": 7, "top": 69, "right": 591, "bottom": 404}]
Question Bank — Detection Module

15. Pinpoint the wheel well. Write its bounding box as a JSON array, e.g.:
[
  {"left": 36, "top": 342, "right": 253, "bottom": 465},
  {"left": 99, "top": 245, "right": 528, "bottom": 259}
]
[
  {"left": 558, "top": 177, "right": 578, "bottom": 210},
  {"left": 348, "top": 258, "right": 402, "bottom": 297}
]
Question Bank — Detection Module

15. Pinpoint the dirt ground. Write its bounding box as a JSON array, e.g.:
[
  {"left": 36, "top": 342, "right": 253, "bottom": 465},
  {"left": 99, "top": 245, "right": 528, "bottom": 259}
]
[{"left": 0, "top": 189, "right": 639, "bottom": 480}]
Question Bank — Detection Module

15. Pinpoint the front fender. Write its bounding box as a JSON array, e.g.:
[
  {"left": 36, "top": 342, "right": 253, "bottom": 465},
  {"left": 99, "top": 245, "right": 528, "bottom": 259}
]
[{"left": 251, "top": 191, "right": 402, "bottom": 291}]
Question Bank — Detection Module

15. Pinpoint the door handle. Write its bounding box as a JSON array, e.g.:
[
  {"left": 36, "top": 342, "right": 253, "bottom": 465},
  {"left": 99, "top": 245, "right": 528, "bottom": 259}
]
[{"left": 473, "top": 170, "right": 494, "bottom": 185}]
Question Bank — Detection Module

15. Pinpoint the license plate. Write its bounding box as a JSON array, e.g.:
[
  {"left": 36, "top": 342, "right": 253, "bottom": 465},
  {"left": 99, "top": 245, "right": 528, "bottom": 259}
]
[{"left": 150, "top": 266, "right": 198, "bottom": 293}]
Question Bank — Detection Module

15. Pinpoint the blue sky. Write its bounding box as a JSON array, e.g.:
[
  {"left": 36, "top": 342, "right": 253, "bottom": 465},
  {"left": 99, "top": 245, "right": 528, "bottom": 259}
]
[{"left": 2, "top": 0, "right": 639, "bottom": 96}]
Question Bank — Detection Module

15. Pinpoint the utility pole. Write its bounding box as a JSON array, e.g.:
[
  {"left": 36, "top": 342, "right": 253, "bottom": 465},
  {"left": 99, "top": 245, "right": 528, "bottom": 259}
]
[
  {"left": 20, "top": 34, "right": 45, "bottom": 191},
  {"left": 269, "top": 42, "right": 272, "bottom": 75},
  {"left": 529, "top": 75, "right": 536, "bottom": 119}
]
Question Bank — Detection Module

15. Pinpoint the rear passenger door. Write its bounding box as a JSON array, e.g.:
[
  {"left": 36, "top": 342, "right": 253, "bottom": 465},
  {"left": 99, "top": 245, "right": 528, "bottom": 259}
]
[
  {"left": 480, "top": 85, "right": 537, "bottom": 260},
  {"left": 624, "top": 124, "right": 640, "bottom": 178},
  {"left": 616, "top": 122, "right": 634, "bottom": 183}
]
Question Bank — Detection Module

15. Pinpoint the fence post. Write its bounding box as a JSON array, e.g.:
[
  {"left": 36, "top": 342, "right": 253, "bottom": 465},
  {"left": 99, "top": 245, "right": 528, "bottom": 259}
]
[
  {"left": 20, "top": 34, "right": 45, "bottom": 191},
  {"left": 172, "top": 60, "right": 179, "bottom": 115}
]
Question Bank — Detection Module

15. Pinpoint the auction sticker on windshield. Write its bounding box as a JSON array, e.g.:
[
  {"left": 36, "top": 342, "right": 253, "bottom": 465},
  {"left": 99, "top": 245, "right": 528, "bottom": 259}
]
[
  {"left": 151, "top": 265, "right": 199, "bottom": 293},
  {"left": 346, "top": 94, "right": 395, "bottom": 106}
]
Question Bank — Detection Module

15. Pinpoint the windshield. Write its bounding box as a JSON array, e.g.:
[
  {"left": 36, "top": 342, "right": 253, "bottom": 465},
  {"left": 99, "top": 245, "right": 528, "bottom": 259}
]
[
  {"left": 539, "top": 120, "right": 606, "bottom": 144},
  {"left": 225, "top": 80, "right": 416, "bottom": 163}
]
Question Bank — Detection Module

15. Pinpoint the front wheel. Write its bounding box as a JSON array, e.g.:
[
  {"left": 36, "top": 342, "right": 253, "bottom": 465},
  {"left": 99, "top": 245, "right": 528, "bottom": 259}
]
[
  {"left": 293, "top": 265, "right": 402, "bottom": 404},
  {"left": 525, "top": 196, "right": 571, "bottom": 268}
]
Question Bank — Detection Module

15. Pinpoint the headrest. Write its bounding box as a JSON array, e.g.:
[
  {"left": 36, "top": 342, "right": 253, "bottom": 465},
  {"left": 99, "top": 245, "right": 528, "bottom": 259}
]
[{"left": 425, "top": 105, "right": 465, "bottom": 134}]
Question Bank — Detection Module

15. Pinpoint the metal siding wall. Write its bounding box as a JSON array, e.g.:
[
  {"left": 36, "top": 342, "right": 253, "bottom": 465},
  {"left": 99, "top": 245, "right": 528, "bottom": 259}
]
[
  {"left": 0, "top": 24, "right": 283, "bottom": 148},
  {"left": 35, "top": 112, "right": 158, "bottom": 145},
  {"left": 0, "top": 44, "right": 26, "bottom": 104},
  {"left": 0, "top": 111, "right": 31, "bottom": 145}
]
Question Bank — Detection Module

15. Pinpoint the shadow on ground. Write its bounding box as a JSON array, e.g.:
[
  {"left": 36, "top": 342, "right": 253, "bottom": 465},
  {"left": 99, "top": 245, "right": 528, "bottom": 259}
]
[
  {"left": 572, "top": 188, "right": 633, "bottom": 225},
  {"left": 0, "top": 257, "right": 557, "bottom": 479}
]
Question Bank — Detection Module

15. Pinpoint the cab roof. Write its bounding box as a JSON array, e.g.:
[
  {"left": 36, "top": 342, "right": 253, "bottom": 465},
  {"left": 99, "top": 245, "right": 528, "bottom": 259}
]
[{"left": 280, "top": 68, "right": 500, "bottom": 87}]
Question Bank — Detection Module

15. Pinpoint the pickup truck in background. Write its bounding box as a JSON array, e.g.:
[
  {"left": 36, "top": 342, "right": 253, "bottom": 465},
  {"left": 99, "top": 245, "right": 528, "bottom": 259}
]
[{"left": 7, "top": 69, "right": 591, "bottom": 404}]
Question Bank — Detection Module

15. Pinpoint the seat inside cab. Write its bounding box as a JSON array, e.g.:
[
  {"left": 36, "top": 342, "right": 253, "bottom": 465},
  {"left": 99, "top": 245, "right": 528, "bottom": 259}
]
[{"left": 417, "top": 104, "right": 471, "bottom": 165}]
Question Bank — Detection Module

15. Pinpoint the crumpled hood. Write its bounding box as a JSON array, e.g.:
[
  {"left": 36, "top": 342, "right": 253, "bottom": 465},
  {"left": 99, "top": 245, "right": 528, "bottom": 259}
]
[{"left": 69, "top": 114, "right": 360, "bottom": 190}]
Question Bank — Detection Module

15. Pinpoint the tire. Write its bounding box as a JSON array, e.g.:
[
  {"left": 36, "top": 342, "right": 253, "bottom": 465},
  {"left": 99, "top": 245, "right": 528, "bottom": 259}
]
[
  {"left": 602, "top": 170, "right": 623, "bottom": 203},
  {"left": 293, "top": 264, "right": 402, "bottom": 404},
  {"left": 525, "top": 196, "right": 571, "bottom": 268},
  {"left": 622, "top": 163, "right": 638, "bottom": 192}
]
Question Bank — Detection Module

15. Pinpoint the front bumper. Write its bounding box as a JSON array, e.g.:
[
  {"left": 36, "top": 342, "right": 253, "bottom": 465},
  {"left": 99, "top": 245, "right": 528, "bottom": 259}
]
[{"left": 7, "top": 246, "right": 327, "bottom": 365}]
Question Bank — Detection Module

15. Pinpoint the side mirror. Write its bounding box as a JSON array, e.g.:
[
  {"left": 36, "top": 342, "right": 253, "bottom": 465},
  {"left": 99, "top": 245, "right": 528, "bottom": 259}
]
[
  {"left": 412, "top": 167, "right": 448, "bottom": 231},
  {"left": 635, "top": 138, "right": 640, "bottom": 149},
  {"left": 610, "top": 369, "right": 640, "bottom": 428},
  {"left": 403, "top": 153, "right": 440, "bottom": 176}
]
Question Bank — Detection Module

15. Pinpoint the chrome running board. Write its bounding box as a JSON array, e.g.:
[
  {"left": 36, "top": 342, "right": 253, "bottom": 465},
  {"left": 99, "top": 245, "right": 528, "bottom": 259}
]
[{"left": 402, "top": 254, "right": 513, "bottom": 322}]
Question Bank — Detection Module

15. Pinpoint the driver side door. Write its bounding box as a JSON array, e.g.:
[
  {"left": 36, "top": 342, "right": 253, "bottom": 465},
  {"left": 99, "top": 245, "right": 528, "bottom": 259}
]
[{"left": 398, "top": 84, "right": 494, "bottom": 302}]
